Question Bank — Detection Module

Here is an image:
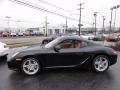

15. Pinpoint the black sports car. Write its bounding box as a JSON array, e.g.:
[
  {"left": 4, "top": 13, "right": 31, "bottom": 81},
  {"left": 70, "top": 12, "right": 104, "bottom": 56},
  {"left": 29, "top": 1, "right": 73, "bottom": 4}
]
[{"left": 8, "top": 36, "right": 117, "bottom": 75}]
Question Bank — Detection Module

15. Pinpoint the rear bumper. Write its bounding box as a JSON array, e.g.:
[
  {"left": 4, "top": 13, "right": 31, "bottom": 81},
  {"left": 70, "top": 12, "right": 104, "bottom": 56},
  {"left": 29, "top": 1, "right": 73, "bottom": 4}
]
[{"left": 109, "top": 54, "right": 117, "bottom": 65}]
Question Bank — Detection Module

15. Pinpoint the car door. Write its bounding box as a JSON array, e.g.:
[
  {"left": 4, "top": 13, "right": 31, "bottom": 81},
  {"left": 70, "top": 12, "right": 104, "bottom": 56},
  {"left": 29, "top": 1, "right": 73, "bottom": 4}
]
[
  {"left": 56, "top": 48, "right": 84, "bottom": 66},
  {"left": 55, "top": 40, "right": 90, "bottom": 66},
  {"left": 44, "top": 39, "right": 89, "bottom": 67}
]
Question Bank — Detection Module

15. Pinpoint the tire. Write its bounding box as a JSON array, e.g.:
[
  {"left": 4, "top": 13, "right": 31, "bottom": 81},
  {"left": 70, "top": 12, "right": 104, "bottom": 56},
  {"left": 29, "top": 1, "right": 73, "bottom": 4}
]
[
  {"left": 21, "top": 57, "right": 40, "bottom": 75},
  {"left": 92, "top": 55, "right": 110, "bottom": 73}
]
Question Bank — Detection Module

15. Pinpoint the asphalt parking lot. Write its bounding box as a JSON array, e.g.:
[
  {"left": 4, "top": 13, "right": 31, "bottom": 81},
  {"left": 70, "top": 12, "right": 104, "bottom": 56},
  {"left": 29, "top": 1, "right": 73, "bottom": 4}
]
[{"left": 0, "top": 47, "right": 120, "bottom": 90}]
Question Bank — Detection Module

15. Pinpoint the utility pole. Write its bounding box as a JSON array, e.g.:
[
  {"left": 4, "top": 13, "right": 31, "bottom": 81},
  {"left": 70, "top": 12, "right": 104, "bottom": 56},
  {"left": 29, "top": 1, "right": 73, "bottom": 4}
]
[
  {"left": 45, "top": 16, "right": 49, "bottom": 36},
  {"left": 113, "top": 5, "right": 120, "bottom": 31},
  {"left": 78, "top": 3, "right": 84, "bottom": 36},
  {"left": 5, "top": 16, "right": 11, "bottom": 32},
  {"left": 66, "top": 17, "right": 68, "bottom": 34},
  {"left": 94, "top": 12, "right": 98, "bottom": 35},
  {"left": 102, "top": 16, "right": 105, "bottom": 34},
  {"left": 92, "top": 22, "right": 95, "bottom": 33},
  {"left": 113, "top": 6, "right": 117, "bottom": 31},
  {"left": 45, "top": 16, "right": 48, "bottom": 37},
  {"left": 110, "top": 8, "right": 113, "bottom": 34},
  {"left": 17, "top": 20, "right": 20, "bottom": 32}
]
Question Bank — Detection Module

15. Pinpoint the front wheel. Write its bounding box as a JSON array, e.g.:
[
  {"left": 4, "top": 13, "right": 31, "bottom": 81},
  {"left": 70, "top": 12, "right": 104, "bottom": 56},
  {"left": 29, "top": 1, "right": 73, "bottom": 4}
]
[
  {"left": 92, "top": 55, "right": 109, "bottom": 73},
  {"left": 21, "top": 58, "right": 40, "bottom": 75}
]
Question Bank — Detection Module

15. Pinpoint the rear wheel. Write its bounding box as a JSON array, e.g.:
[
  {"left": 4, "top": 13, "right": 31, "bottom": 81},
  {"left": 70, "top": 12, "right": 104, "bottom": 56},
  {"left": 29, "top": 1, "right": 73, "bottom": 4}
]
[
  {"left": 92, "top": 55, "right": 109, "bottom": 73},
  {"left": 21, "top": 58, "right": 40, "bottom": 75}
]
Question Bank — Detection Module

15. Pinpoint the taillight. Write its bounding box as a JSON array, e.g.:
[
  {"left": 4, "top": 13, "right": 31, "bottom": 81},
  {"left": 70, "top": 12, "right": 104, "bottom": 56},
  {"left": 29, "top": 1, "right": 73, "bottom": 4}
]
[
  {"left": 111, "top": 48, "right": 117, "bottom": 54},
  {"left": 4, "top": 45, "right": 9, "bottom": 48}
]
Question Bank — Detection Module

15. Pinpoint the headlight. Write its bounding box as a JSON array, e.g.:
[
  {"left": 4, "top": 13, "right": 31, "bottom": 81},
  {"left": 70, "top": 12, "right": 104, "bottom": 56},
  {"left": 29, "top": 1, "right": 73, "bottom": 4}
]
[{"left": 12, "top": 52, "right": 19, "bottom": 58}]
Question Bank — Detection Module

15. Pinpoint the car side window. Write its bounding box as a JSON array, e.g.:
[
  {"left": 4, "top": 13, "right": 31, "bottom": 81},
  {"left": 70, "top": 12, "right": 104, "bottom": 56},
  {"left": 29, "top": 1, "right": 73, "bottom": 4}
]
[
  {"left": 73, "top": 40, "right": 88, "bottom": 48},
  {"left": 81, "top": 41, "right": 88, "bottom": 47},
  {"left": 57, "top": 39, "right": 74, "bottom": 49},
  {"left": 73, "top": 40, "right": 81, "bottom": 48},
  {"left": 56, "top": 39, "right": 88, "bottom": 49}
]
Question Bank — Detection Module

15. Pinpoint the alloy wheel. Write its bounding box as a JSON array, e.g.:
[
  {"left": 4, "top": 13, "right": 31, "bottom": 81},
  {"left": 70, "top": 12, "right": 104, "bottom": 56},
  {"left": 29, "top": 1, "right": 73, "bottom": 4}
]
[
  {"left": 22, "top": 58, "right": 40, "bottom": 75},
  {"left": 93, "top": 55, "right": 109, "bottom": 72}
]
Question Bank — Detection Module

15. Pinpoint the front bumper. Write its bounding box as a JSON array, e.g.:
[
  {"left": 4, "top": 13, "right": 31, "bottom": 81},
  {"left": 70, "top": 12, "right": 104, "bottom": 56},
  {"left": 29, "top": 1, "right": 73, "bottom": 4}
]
[{"left": 7, "top": 58, "right": 22, "bottom": 71}]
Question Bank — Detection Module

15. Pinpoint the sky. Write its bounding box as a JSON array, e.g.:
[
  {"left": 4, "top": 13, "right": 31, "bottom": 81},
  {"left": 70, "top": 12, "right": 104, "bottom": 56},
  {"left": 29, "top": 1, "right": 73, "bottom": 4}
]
[{"left": 0, "top": 0, "right": 120, "bottom": 28}]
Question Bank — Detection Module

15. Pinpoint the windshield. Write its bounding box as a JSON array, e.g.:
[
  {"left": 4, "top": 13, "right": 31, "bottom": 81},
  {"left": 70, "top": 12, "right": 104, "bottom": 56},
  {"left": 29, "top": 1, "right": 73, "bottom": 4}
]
[{"left": 44, "top": 37, "right": 62, "bottom": 48}]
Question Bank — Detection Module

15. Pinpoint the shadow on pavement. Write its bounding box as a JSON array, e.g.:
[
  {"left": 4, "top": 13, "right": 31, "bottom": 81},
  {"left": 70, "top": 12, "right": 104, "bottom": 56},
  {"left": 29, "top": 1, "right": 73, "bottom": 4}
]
[{"left": 7, "top": 68, "right": 116, "bottom": 90}]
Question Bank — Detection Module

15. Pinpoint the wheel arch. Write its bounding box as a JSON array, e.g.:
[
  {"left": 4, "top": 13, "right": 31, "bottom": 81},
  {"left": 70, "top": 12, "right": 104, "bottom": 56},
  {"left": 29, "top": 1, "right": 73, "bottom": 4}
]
[
  {"left": 93, "top": 53, "right": 110, "bottom": 60},
  {"left": 84, "top": 53, "right": 110, "bottom": 66},
  {"left": 21, "top": 55, "right": 45, "bottom": 69}
]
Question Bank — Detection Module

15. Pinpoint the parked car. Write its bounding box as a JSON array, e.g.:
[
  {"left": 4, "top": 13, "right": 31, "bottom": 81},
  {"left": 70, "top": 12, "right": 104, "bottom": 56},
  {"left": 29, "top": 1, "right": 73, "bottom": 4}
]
[
  {"left": 0, "top": 42, "right": 9, "bottom": 59},
  {"left": 24, "top": 32, "right": 30, "bottom": 36},
  {"left": 92, "top": 34, "right": 105, "bottom": 41},
  {"left": 81, "top": 34, "right": 95, "bottom": 40},
  {"left": 18, "top": 32, "right": 24, "bottom": 36},
  {"left": 10, "top": 32, "right": 17, "bottom": 37},
  {"left": 106, "top": 35, "right": 119, "bottom": 42},
  {"left": 2, "top": 32, "right": 9, "bottom": 37},
  {"left": 8, "top": 36, "right": 117, "bottom": 75},
  {"left": 113, "top": 41, "right": 120, "bottom": 50}
]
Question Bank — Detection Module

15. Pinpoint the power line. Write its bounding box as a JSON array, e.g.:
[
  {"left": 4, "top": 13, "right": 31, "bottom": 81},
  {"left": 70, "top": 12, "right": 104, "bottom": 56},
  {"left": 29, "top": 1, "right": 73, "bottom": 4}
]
[
  {"left": 9, "top": 0, "right": 94, "bottom": 25},
  {"left": 0, "top": 18, "right": 42, "bottom": 23},
  {"left": 38, "top": 0, "right": 93, "bottom": 20},
  {"left": 9, "top": 0, "right": 76, "bottom": 20},
  {"left": 38, "top": 0, "right": 78, "bottom": 15}
]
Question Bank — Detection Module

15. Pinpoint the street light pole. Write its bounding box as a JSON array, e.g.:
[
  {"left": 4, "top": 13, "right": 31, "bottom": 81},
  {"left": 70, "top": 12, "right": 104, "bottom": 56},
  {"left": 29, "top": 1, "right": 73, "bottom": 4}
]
[
  {"left": 110, "top": 8, "right": 113, "bottom": 34},
  {"left": 102, "top": 16, "right": 105, "bottom": 34},
  {"left": 113, "top": 7, "right": 117, "bottom": 31},
  {"left": 113, "top": 5, "right": 120, "bottom": 31},
  {"left": 78, "top": 3, "right": 84, "bottom": 36},
  {"left": 17, "top": 20, "right": 20, "bottom": 32},
  {"left": 94, "top": 12, "right": 98, "bottom": 35},
  {"left": 66, "top": 17, "right": 67, "bottom": 34},
  {"left": 5, "top": 16, "right": 11, "bottom": 32},
  {"left": 92, "top": 22, "right": 95, "bottom": 33},
  {"left": 45, "top": 16, "right": 47, "bottom": 37}
]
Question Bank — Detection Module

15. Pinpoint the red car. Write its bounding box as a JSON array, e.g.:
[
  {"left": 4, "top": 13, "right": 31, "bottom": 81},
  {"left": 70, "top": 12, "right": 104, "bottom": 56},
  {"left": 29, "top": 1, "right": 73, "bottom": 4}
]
[
  {"left": 2, "top": 32, "right": 9, "bottom": 37},
  {"left": 106, "top": 35, "right": 120, "bottom": 42}
]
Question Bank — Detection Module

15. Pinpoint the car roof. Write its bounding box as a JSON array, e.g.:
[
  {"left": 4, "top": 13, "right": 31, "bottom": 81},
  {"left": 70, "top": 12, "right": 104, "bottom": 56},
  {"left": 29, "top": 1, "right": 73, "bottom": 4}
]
[
  {"left": 57, "top": 35, "right": 100, "bottom": 45},
  {"left": 59, "top": 35, "right": 86, "bottom": 41}
]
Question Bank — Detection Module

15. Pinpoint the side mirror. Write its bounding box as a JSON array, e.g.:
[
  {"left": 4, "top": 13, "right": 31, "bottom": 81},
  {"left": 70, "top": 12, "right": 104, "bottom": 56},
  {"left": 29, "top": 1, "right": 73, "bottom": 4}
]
[{"left": 54, "top": 46, "right": 61, "bottom": 52}]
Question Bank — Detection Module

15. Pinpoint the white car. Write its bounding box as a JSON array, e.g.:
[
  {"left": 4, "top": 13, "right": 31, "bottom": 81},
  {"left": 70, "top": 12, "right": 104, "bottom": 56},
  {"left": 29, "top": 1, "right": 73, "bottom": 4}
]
[
  {"left": 18, "top": 32, "right": 24, "bottom": 36},
  {"left": 10, "top": 32, "right": 17, "bottom": 37},
  {"left": 81, "top": 34, "right": 95, "bottom": 40},
  {"left": 0, "top": 42, "right": 9, "bottom": 59}
]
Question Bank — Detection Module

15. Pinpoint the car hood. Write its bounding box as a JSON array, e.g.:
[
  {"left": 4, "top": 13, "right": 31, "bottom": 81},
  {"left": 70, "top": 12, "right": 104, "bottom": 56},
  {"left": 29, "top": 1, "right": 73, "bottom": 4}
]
[
  {"left": 23, "top": 45, "right": 48, "bottom": 51},
  {"left": 15, "top": 45, "right": 50, "bottom": 57}
]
